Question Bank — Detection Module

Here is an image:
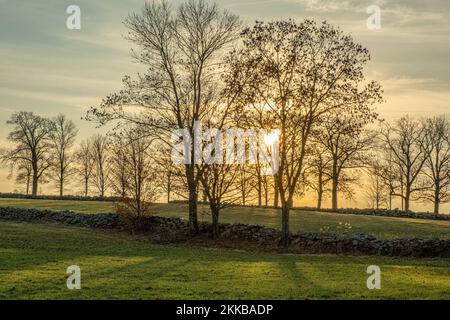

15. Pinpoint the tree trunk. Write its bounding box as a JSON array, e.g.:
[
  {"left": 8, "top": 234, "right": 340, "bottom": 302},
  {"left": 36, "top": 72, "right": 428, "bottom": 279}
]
[
  {"left": 434, "top": 186, "right": 440, "bottom": 214},
  {"left": 31, "top": 154, "right": 38, "bottom": 196},
  {"left": 167, "top": 173, "right": 171, "bottom": 203},
  {"left": 331, "top": 178, "right": 338, "bottom": 211},
  {"left": 257, "top": 175, "right": 262, "bottom": 207},
  {"left": 331, "top": 162, "right": 338, "bottom": 211},
  {"left": 26, "top": 175, "right": 30, "bottom": 195},
  {"left": 59, "top": 178, "right": 64, "bottom": 197},
  {"left": 317, "top": 173, "right": 323, "bottom": 210},
  {"left": 84, "top": 178, "right": 88, "bottom": 197},
  {"left": 404, "top": 190, "right": 410, "bottom": 211},
  {"left": 317, "top": 189, "right": 323, "bottom": 210},
  {"left": 264, "top": 179, "right": 268, "bottom": 207},
  {"left": 32, "top": 172, "right": 38, "bottom": 196},
  {"left": 188, "top": 184, "right": 198, "bottom": 233},
  {"left": 273, "top": 177, "right": 279, "bottom": 208},
  {"left": 186, "top": 163, "right": 198, "bottom": 233},
  {"left": 280, "top": 199, "right": 290, "bottom": 247},
  {"left": 211, "top": 207, "right": 220, "bottom": 239}
]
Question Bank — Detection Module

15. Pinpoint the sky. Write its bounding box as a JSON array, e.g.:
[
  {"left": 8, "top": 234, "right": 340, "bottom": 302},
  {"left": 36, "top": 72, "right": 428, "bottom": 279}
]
[{"left": 0, "top": 0, "right": 449, "bottom": 210}]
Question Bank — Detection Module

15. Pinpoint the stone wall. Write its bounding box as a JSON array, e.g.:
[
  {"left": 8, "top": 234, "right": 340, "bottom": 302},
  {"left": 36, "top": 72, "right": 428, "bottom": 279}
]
[
  {"left": 307, "top": 208, "right": 450, "bottom": 221},
  {"left": 1, "top": 207, "right": 449, "bottom": 258}
]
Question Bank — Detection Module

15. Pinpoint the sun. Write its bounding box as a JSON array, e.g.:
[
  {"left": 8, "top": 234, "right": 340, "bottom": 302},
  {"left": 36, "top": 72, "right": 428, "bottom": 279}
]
[{"left": 264, "top": 130, "right": 279, "bottom": 145}]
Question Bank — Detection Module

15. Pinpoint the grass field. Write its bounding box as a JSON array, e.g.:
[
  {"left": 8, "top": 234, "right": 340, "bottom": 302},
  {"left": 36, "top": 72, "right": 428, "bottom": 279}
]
[
  {"left": 1, "top": 221, "right": 450, "bottom": 299},
  {"left": 1, "top": 198, "right": 450, "bottom": 240}
]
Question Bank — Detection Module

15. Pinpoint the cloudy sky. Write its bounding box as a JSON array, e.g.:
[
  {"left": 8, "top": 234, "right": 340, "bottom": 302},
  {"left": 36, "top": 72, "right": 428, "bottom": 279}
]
[{"left": 0, "top": 0, "right": 449, "bottom": 208}]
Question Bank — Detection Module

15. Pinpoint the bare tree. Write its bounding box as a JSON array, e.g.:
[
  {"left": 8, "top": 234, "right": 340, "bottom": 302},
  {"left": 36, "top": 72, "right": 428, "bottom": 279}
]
[
  {"left": 86, "top": 0, "right": 241, "bottom": 233},
  {"left": 365, "top": 158, "right": 389, "bottom": 209},
  {"left": 5, "top": 150, "right": 33, "bottom": 194},
  {"left": 115, "top": 129, "right": 159, "bottom": 231},
  {"left": 380, "top": 150, "right": 398, "bottom": 210},
  {"left": 91, "top": 134, "right": 110, "bottom": 197},
  {"left": 109, "top": 139, "right": 129, "bottom": 198},
  {"left": 74, "top": 139, "right": 94, "bottom": 197},
  {"left": 49, "top": 114, "right": 78, "bottom": 196},
  {"left": 421, "top": 116, "right": 450, "bottom": 213},
  {"left": 1, "top": 112, "right": 53, "bottom": 196},
  {"left": 226, "top": 20, "right": 382, "bottom": 246},
  {"left": 306, "top": 145, "right": 332, "bottom": 210},
  {"left": 200, "top": 162, "right": 241, "bottom": 238},
  {"left": 154, "top": 150, "right": 185, "bottom": 203},
  {"left": 381, "top": 116, "right": 432, "bottom": 211},
  {"left": 236, "top": 165, "right": 252, "bottom": 206},
  {"left": 315, "top": 109, "right": 378, "bottom": 210}
]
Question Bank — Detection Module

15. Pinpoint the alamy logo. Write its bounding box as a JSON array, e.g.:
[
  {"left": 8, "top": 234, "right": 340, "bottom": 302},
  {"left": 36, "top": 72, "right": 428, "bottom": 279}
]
[
  {"left": 66, "top": 5, "right": 81, "bottom": 30},
  {"left": 66, "top": 265, "right": 81, "bottom": 290},
  {"left": 366, "top": 265, "right": 381, "bottom": 290},
  {"left": 171, "top": 121, "right": 280, "bottom": 175},
  {"left": 366, "top": 5, "right": 381, "bottom": 30}
]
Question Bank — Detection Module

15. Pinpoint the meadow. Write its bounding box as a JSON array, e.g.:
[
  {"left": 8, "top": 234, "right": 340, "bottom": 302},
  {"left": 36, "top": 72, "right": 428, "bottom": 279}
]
[
  {"left": 1, "top": 221, "right": 450, "bottom": 299},
  {"left": 0, "top": 198, "right": 449, "bottom": 240}
]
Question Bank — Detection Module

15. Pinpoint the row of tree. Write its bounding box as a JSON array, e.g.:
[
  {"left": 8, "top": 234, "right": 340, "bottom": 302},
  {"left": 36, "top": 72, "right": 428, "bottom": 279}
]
[
  {"left": 2, "top": 1, "right": 448, "bottom": 245},
  {"left": 1, "top": 110, "right": 449, "bottom": 236},
  {"left": 85, "top": 0, "right": 383, "bottom": 245},
  {"left": 1, "top": 113, "right": 77, "bottom": 197},
  {"left": 0, "top": 113, "right": 162, "bottom": 206}
]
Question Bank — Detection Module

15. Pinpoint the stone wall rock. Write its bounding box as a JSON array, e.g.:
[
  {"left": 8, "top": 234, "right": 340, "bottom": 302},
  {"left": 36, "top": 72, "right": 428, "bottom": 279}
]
[{"left": 1, "top": 207, "right": 449, "bottom": 258}]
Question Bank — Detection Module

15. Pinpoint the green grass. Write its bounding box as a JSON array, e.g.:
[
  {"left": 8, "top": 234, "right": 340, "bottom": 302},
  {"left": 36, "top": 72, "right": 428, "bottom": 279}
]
[
  {"left": 0, "top": 198, "right": 115, "bottom": 214},
  {"left": 1, "top": 221, "right": 449, "bottom": 299},
  {"left": 1, "top": 198, "right": 449, "bottom": 240}
]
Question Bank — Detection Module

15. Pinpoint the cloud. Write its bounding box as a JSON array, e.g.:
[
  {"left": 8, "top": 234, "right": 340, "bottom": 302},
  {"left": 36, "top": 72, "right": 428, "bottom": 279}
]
[
  {"left": 0, "top": 88, "right": 100, "bottom": 109},
  {"left": 301, "top": 0, "right": 379, "bottom": 13}
]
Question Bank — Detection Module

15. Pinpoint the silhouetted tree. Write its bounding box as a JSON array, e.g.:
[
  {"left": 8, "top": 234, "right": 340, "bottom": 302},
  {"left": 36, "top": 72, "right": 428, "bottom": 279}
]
[
  {"left": 381, "top": 116, "right": 432, "bottom": 211},
  {"left": 86, "top": 0, "right": 241, "bottom": 233},
  {"left": 1, "top": 112, "right": 53, "bottom": 196},
  {"left": 74, "top": 139, "right": 94, "bottom": 197},
  {"left": 306, "top": 145, "right": 332, "bottom": 210},
  {"left": 114, "top": 128, "right": 159, "bottom": 231},
  {"left": 315, "top": 109, "right": 378, "bottom": 210},
  {"left": 421, "top": 116, "right": 450, "bottom": 213},
  {"left": 91, "top": 134, "right": 110, "bottom": 197},
  {"left": 226, "top": 20, "right": 382, "bottom": 246},
  {"left": 109, "top": 138, "right": 129, "bottom": 198},
  {"left": 365, "top": 158, "right": 389, "bottom": 209},
  {"left": 49, "top": 114, "right": 78, "bottom": 196},
  {"left": 5, "top": 150, "right": 33, "bottom": 194}
]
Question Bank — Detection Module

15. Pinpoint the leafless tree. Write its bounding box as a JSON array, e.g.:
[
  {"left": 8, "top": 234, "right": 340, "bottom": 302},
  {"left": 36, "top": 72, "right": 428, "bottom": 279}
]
[
  {"left": 74, "top": 139, "right": 94, "bottom": 197},
  {"left": 365, "top": 158, "right": 389, "bottom": 209},
  {"left": 225, "top": 20, "right": 382, "bottom": 246},
  {"left": 115, "top": 129, "right": 159, "bottom": 231},
  {"left": 91, "top": 134, "right": 110, "bottom": 197},
  {"left": 236, "top": 165, "right": 252, "bottom": 206},
  {"left": 153, "top": 145, "right": 188, "bottom": 203},
  {"left": 5, "top": 150, "right": 33, "bottom": 194},
  {"left": 380, "top": 116, "right": 432, "bottom": 211},
  {"left": 306, "top": 145, "right": 332, "bottom": 210},
  {"left": 1, "top": 112, "right": 53, "bottom": 196},
  {"left": 49, "top": 114, "right": 78, "bottom": 196},
  {"left": 109, "top": 139, "right": 129, "bottom": 198},
  {"left": 200, "top": 162, "right": 242, "bottom": 238},
  {"left": 86, "top": 0, "right": 241, "bottom": 233},
  {"left": 315, "top": 110, "right": 378, "bottom": 210},
  {"left": 380, "top": 150, "right": 398, "bottom": 210},
  {"left": 420, "top": 116, "right": 450, "bottom": 213}
]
